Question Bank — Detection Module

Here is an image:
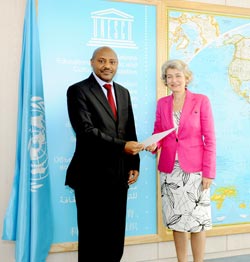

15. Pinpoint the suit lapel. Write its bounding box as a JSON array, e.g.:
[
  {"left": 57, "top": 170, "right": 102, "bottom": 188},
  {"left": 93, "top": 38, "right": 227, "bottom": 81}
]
[
  {"left": 113, "top": 83, "right": 123, "bottom": 122},
  {"left": 162, "top": 96, "right": 174, "bottom": 128},
  {"left": 178, "top": 90, "right": 196, "bottom": 133},
  {"left": 89, "top": 78, "right": 117, "bottom": 121}
]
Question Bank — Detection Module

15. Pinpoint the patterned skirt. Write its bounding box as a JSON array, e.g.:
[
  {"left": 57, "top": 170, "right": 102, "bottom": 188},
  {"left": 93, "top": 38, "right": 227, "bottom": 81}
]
[{"left": 160, "top": 161, "right": 212, "bottom": 232}]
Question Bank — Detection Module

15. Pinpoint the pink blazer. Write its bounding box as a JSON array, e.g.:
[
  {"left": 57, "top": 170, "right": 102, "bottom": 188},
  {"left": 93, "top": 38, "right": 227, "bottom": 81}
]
[{"left": 153, "top": 89, "right": 216, "bottom": 179}]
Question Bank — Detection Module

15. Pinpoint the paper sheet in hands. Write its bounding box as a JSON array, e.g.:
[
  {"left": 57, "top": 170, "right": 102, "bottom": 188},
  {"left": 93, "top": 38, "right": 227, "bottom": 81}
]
[{"left": 141, "top": 127, "right": 176, "bottom": 147}]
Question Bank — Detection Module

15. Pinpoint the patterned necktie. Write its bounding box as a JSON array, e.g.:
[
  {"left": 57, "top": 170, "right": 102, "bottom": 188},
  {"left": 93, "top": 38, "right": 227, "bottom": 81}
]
[{"left": 103, "top": 84, "right": 117, "bottom": 119}]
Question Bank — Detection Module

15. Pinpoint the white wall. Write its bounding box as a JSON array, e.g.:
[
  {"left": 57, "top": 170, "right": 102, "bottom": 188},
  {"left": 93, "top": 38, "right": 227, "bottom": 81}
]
[
  {"left": 0, "top": 1, "right": 25, "bottom": 262},
  {"left": 1, "top": 1, "right": 250, "bottom": 261}
]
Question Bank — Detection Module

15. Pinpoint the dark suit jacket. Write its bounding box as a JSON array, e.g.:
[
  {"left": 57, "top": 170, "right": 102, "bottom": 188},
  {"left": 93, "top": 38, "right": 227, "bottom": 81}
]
[
  {"left": 65, "top": 73, "right": 140, "bottom": 260},
  {"left": 65, "top": 73, "right": 140, "bottom": 189}
]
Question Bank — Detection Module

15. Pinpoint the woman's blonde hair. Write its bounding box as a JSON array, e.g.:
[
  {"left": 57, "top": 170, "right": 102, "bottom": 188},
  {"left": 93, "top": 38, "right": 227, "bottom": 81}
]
[{"left": 161, "top": 59, "right": 193, "bottom": 86}]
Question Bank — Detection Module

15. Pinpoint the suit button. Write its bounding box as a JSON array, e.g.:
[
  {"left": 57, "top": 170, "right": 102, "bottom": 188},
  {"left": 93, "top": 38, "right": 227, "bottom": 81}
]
[{"left": 176, "top": 138, "right": 178, "bottom": 142}]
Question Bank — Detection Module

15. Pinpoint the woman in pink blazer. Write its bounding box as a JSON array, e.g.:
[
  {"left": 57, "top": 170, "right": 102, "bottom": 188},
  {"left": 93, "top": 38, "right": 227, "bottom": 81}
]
[{"left": 146, "top": 59, "right": 216, "bottom": 262}]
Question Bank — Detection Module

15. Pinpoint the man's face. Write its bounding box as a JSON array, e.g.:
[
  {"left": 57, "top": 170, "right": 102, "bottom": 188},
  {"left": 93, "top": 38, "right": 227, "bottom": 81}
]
[{"left": 90, "top": 47, "right": 118, "bottom": 82}]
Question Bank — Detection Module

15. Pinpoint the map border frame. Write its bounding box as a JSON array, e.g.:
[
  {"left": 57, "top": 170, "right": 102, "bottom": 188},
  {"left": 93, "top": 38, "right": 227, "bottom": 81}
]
[
  {"left": 161, "top": 0, "right": 250, "bottom": 241},
  {"left": 39, "top": 0, "right": 250, "bottom": 252}
]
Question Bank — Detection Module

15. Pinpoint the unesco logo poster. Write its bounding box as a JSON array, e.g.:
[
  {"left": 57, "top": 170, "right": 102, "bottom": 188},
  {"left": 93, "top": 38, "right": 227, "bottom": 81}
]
[{"left": 39, "top": 0, "right": 157, "bottom": 245}]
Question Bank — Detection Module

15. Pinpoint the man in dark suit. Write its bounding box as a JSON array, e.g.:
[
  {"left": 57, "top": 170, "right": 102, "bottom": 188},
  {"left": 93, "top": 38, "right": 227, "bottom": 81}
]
[{"left": 66, "top": 46, "right": 144, "bottom": 262}]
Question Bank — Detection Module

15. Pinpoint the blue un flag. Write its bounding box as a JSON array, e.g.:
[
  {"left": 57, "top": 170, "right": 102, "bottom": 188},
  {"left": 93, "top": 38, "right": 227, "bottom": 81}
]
[{"left": 2, "top": 0, "right": 53, "bottom": 261}]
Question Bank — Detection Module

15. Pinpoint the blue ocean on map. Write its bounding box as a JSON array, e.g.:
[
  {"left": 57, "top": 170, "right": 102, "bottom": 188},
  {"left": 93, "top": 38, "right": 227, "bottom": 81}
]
[
  {"left": 188, "top": 26, "right": 250, "bottom": 225},
  {"left": 169, "top": 9, "right": 250, "bottom": 225}
]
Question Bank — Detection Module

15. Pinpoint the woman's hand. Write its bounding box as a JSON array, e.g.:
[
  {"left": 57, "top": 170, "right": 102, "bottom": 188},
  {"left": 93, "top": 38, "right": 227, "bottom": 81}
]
[
  {"left": 145, "top": 143, "right": 157, "bottom": 152},
  {"left": 202, "top": 177, "right": 213, "bottom": 190}
]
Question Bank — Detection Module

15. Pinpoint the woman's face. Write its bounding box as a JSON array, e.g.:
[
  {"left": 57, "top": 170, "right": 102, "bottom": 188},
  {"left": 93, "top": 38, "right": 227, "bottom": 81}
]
[{"left": 165, "top": 68, "right": 186, "bottom": 93}]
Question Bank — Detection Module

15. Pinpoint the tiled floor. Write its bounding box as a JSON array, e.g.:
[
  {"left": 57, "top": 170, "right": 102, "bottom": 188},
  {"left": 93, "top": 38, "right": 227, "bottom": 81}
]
[{"left": 205, "top": 255, "right": 250, "bottom": 261}]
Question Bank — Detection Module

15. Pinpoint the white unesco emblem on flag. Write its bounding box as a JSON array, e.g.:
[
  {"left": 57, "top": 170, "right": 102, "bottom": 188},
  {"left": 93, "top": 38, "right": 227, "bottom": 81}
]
[{"left": 29, "top": 96, "right": 49, "bottom": 192}]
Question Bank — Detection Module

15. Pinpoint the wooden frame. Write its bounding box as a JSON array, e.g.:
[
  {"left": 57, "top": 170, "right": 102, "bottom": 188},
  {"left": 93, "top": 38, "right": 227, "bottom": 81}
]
[
  {"left": 44, "top": 0, "right": 166, "bottom": 252},
  {"left": 108, "top": 0, "right": 167, "bottom": 246},
  {"left": 161, "top": 0, "right": 250, "bottom": 241},
  {"left": 120, "top": 0, "right": 250, "bottom": 245},
  {"left": 41, "top": 0, "right": 250, "bottom": 252}
]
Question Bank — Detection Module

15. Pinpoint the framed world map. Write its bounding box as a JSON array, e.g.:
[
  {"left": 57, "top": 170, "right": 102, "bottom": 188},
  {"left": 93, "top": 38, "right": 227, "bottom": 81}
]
[{"left": 163, "top": 0, "right": 250, "bottom": 240}]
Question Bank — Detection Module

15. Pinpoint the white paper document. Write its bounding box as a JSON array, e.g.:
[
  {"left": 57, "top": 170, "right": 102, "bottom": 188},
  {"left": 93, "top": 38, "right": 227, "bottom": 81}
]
[{"left": 141, "top": 127, "right": 176, "bottom": 147}]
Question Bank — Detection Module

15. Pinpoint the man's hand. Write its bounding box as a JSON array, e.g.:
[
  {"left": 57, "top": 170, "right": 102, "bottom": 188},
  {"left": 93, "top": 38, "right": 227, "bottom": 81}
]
[
  {"left": 124, "top": 141, "right": 144, "bottom": 155},
  {"left": 128, "top": 170, "right": 139, "bottom": 185}
]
